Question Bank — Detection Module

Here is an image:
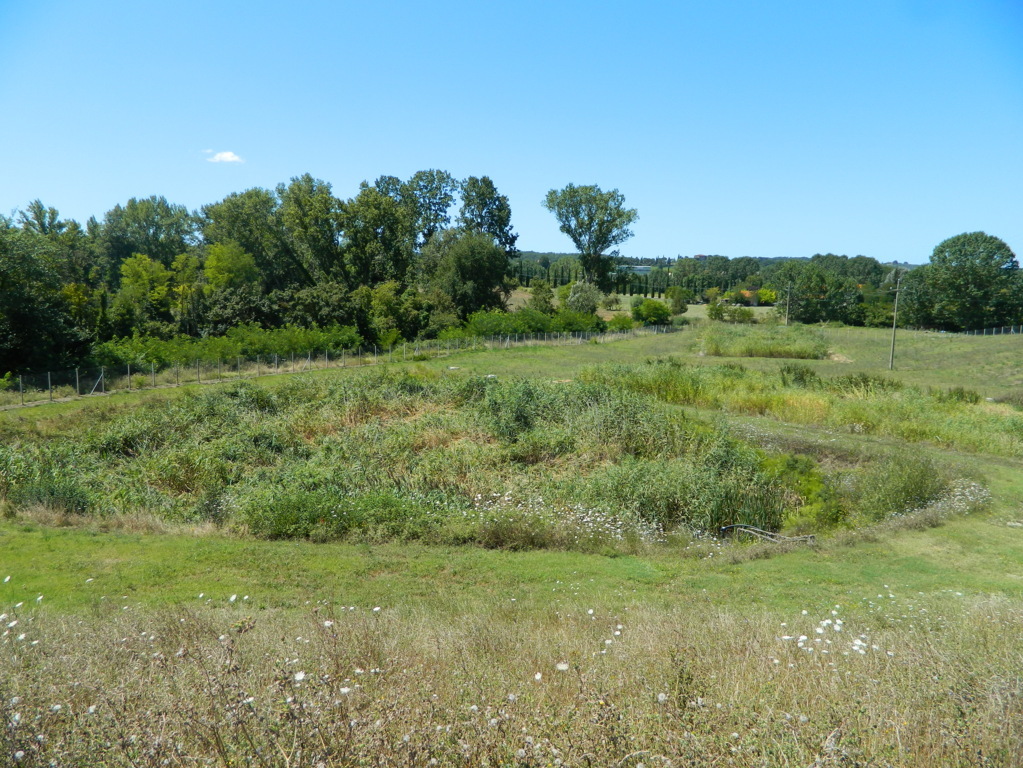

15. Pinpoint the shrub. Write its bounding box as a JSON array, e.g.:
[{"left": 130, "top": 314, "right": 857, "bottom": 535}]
[
  {"left": 608, "top": 314, "right": 635, "bottom": 332},
  {"left": 565, "top": 282, "right": 602, "bottom": 315},
  {"left": 931, "top": 386, "right": 981, "bottom": 405},
  {"left": 852, "top": 451, "right": 949, "bottom": 522},
  {"left": 779, "top": 363, "right": 821, "bottom": 388},
  {"left": 632, "top": 299, "right": 671, "bottom": 326}
]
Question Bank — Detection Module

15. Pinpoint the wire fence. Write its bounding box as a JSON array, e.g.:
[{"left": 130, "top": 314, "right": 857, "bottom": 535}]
[
  {"left": 959, "top": 325, "right": 1023, "bottom": 337},
  {"left": 0, "top": 326, "right": 680, "bottom": 409}
]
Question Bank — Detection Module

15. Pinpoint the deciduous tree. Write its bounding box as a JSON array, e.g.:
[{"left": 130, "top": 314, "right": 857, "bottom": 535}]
[{"left": 543, "top": 184, "right": 637, "bottom": 291}]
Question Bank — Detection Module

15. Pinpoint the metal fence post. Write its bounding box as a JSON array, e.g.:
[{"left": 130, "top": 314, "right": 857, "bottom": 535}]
[{"left": 75, "top": 368, "right": 80, "bottom": 396}]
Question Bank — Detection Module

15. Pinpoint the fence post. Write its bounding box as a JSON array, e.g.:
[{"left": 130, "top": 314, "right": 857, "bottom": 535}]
[
  {"left": 75, "top": 368, "right": 80, "bottom": 396},
  {"left": 218, "top": 358, "right": 222, "bottom": 380},
  {"left": 101, "top": 367, "right": 105, "bottom": 394},
  {"left": 127, "top": 363, "right": 131, "bottom": 390},
  {"left": 175, "top": 364, "right": 179, "bottom": 386},
  {"left": 19, "top": 375, "right": 24, "bottom": 405},
  {"left": 46, "top": 372, "right": 51, "bottom": 401},
  {"left": 196, "top": 359, "right": 201, "bottom": 384}
]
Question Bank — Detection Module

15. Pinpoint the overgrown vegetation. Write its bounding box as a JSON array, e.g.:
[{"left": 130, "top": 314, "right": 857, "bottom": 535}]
[
  {"left": 1, "top": 593, "right": 1020, "bottom": 767},
  {"left": 702, "top": 323, "right": 829, "bottom": 359},
  {"left": 583, "top": 356, "right": 1023, "bottom": 457},
  {"left": 1, "top": 326, "right": 1019, "bottom": 767},
  {"left": 0, "top": 359, "right": 989, "bottom": 552}
]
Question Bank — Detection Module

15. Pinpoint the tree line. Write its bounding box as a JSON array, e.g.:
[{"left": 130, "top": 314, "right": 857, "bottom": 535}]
[
  {"left": 2, "top": 165, "right": 1019, "bottom": 375},
  {"left": 1, "top": 171, "right": 520, "bottom": 372}
]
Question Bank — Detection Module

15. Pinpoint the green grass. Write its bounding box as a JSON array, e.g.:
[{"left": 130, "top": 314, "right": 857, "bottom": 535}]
[
  {"left": 3, "top": 325, "right": 1023, "bottom": 765},
  {"left": 2, "top": 507, "right": 1020, "bottom": 616}
]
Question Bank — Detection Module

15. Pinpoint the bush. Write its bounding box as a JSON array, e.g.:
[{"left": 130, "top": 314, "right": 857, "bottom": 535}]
[
  {"left": 779, "top": 363, "right": 821, "bottom": 388},
  {"left": 632, "top": 299, "right": 671, "bottom": 326},
  {"left": 565, "top": 282, "right": 602, "bottom": 315},
  {"left": 853, "top": 451, "right": 949, "bottom": 522},
  {"left": 608, "top": 315, "right": 635, "bottom": 332},
  {"left": 931, "top": 386, "right": 981, "bottom": 405}
]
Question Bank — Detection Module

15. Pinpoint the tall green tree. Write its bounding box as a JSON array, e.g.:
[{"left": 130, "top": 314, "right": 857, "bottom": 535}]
[
  {"left": 543, "top": 184, "right": 638, "bottom": 291},
  {"left": 458, "top": 176, "right": 518, "bottom": 258},
  {"left": 924, "top": 232, "right": 1020, "bottom": 331},
  {"left": 99, "top": 196, "right": 197, "bottom": 279},
  {"left": 401, "top": 169, "right": 458, "bottom": 249},
  {"left": 277, "top": 174, "right": 344, "bottom": 283},
  {"left": 0, "top": 228, "right": 84, "bottom": 371},
  {"left": 201, "top": 188, "right": 301, "bottom": 290},
  {"left": 204, "top": 241, "right": 260, "bottom": 292},
  {"left": 18, "top": 199, "right": 66, "bottom": 237},
  {"left": 111, "top": 253, "right": 173, "bottom": 336},
  {"left": 418, "top": 229, "right": 509, "bottom": 319},
  {"left": 340, "top": 184, "right": 416, "bottom": 288}
]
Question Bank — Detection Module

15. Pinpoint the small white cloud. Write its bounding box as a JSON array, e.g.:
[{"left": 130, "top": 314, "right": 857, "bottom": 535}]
[
  {"left": 202, "top": 149, "right": 213, "bottom": 154},
  {"left": 207, "top": 151, "right": 243, "bottom": 163}
]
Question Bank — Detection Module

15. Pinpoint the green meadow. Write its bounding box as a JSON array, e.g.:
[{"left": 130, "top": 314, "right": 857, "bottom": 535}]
[{"left": 2, "top": 323, "right": 1022, "bottom": 766}]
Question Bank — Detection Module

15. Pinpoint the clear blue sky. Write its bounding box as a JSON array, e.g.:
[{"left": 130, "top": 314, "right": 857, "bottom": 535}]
[{"left": 2, "top": 0, "right": 1021, "bottom": 264}]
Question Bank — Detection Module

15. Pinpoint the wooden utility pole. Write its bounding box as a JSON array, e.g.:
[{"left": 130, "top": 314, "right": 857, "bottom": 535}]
[{"left": 889, "top": 273, "right": 902, "bottom": 371}]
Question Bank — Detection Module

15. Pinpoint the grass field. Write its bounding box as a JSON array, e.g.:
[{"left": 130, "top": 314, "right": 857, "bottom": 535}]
[{"left": 2, "top": 323, "right": 1022, "bottom": 766}]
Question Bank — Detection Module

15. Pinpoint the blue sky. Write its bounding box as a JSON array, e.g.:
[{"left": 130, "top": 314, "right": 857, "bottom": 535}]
[{"left": 2, "top": 0, "right": 1021, "bottom": 264}]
